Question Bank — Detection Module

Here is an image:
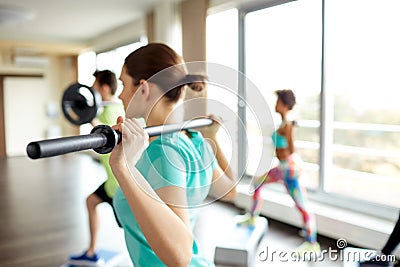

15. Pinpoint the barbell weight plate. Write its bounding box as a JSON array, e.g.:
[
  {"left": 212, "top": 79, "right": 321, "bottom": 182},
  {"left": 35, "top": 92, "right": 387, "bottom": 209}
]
[{"left": 61, "top": 83, "right": 101, "bottom": 125}]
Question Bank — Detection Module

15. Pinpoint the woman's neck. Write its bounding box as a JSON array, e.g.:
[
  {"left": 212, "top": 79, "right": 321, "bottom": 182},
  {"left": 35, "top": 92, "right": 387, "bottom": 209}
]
[
  {"left": 145, "top": 101, "right": 178, "bottom": 142},
  {"left": 145, "top": 101, "right": 177, "bottom": 127},
  {"left": 280, "top": 112, "right": 288, "bottom": 123}
]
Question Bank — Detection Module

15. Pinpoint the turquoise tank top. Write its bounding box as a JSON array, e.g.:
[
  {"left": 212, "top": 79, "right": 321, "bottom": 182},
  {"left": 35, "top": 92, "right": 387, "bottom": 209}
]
[
  {"left": 272, "top": 130, "right": 288, "bottom": 149},
  {"left": 113, "top": 130, "right": 216, "bottom": 267}
]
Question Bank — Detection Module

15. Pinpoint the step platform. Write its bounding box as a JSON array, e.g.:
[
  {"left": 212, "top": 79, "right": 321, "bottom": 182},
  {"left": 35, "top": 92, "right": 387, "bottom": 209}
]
[
  {"left": 61, "top": 249, "right": 125, "bottom": 267},
  {"left": 341, "top": 247, "right": 379, "bottom": 267},
  {"left": 214, "top": 216, "right": 268, "bottom": 267}
]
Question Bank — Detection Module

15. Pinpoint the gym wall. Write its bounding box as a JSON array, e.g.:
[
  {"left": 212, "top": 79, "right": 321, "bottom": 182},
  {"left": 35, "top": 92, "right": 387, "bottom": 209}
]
[{"left": 0, "top": 54, "right": 78, "bottom": 157}]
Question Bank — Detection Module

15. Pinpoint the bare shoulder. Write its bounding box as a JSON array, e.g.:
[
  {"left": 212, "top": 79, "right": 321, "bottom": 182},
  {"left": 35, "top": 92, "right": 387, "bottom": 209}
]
[
  {"left": 284, "top": 121, "right": 295, "bottom": 130},
  {"left": 283, "top": 121, "right": 296, "bottom": 136}
]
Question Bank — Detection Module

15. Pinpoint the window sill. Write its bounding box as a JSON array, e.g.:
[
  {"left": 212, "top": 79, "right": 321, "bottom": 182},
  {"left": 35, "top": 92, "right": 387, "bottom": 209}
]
[{"left": 233, "top": 184, "right": 400, "bottom": 256}]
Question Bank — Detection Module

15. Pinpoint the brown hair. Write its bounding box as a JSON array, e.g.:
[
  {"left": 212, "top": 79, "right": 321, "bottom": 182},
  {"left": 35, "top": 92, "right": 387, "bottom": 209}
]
[
  {"left": 93, "top": 70, "right": 118, "bottom": 95},
  {"left": 124, "top": 43, "right": 206, "bottom": 102},
  {"left": 275, "top": 89, "right": 296, "bottom": 110}
]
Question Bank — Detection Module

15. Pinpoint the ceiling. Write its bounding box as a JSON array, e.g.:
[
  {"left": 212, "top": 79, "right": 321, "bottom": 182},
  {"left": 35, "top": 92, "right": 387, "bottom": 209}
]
[{"left": 0, "top": 0, "right": 161, "bottom": 47}]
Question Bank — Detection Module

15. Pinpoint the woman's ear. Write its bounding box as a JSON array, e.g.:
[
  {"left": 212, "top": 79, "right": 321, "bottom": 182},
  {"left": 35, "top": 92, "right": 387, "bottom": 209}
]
[{"left": 139, "top": 79, "right": 150, "bottom": 101}]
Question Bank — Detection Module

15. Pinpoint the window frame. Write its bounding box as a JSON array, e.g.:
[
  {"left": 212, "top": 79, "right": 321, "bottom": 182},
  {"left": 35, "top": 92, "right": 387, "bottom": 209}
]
[{"left": 236, "top": 0, "right": 399, "bottom": 221}]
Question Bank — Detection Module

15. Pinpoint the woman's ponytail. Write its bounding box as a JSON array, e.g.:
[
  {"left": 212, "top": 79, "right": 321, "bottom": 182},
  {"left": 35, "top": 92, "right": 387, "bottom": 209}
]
[
  {"left": 181, "top": 74, "right": 208, "bottom": 92},
  {"left": 124, "top": 43, "right": 208, "bottom": 102}
]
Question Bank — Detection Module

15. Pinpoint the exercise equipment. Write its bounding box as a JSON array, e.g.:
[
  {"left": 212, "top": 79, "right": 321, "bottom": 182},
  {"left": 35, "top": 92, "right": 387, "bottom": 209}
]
[
  {"left": 61, "top": 83, "right": 102, "bottom": 125},
  {"left": 26, "top": 118, "right": 213, "bottom": 159},
  {"left": 342, "top": 247, "right": 379, "bottom": 267},
  {"left": 214, "top": 216, "right": 268, "bottom": 267}
]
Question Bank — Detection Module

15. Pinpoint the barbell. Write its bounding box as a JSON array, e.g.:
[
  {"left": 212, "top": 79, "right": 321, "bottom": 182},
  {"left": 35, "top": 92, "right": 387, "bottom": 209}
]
[
  {"left": 26, "top": 118, "right": 213, "bottom": 159},
  {"left": 61, "top": 83, "right": 104, "bottom": 125}
]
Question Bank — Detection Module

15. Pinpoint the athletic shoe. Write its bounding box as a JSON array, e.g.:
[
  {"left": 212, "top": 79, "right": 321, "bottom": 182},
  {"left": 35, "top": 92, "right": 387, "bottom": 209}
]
[
  {"left": 235, "top": 213, "right": 258, "bottom": 226},
  {"left": 68, "top": 251, "right": 104, "bottom": 266},
  {"left": 292, "top": 241, "right": 321, "bottom": 260}
]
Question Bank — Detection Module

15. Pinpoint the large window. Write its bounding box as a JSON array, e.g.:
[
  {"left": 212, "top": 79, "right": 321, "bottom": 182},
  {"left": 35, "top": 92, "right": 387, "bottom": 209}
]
[
  {"left": 206, "top": 8, "right": 238, "bottom": 70},
  {"left": 206, "top": 9, "right": 239, "bottom": 175},
  {"left": 208, "top": 0, "right": 400, "bottom": 213},
  {"left": 324, "top": 0, "right": 400, "bottom": 207},
  {"left": 245, "top": 0, "right": 322, "bottom": 189}
]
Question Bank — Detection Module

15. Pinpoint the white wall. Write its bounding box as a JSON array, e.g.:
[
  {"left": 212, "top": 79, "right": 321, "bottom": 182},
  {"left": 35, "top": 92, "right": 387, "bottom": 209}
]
[
  {"left": 4, "top": 77, "right": 47, "bottom": 156},
  {"left": 0, "top": 53, "right": 79, "bottom": 157}
]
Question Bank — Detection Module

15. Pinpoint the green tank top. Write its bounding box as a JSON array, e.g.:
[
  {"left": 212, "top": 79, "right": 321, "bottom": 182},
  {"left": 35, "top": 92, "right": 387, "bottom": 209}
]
[{"left": 97, "top": 103, "right": 125, "bottom": 198}]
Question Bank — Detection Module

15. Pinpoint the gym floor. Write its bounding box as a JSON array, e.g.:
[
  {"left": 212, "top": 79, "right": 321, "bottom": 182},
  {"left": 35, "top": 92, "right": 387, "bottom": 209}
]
[{"left": 0, "top": 154, "right": 343, "bottom": 267}]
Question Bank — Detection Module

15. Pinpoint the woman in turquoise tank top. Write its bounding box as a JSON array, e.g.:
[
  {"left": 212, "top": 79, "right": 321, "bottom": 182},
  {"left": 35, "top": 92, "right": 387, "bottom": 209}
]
[
  {"left": 239, "top": 89, "right": 321, "bottom": 257},
  {"left": 108, "top": 43, "right": 237, "bottom": 267}
]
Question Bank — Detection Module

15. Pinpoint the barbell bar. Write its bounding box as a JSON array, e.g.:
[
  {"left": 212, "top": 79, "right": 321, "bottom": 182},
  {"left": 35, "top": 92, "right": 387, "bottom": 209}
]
[{"left": 26, "top": 118, "right": 213, "bottom": 159}]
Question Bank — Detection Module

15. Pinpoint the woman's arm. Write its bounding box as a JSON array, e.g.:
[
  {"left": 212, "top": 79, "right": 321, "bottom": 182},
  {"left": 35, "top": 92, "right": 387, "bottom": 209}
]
[
  {"left": 110, "top": 118, "right": 193, "bottom": 267},
  {"left": 285, "top": 122, "right": 295, "bottom": 154},
  {"left": 114, "top": 166, "right": 193, "bottom": 267},
  {"left": 209, "top": 154, "right": 237, "bottom": 201},
  {"left": 200, "top": 116, "right": 237, "bottom": 201}
]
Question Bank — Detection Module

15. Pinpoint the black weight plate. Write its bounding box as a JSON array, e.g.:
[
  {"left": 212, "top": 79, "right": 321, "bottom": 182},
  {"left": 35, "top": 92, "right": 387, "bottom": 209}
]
[{"left": 61, "top": 83, "right": 99, "bottom": 125}]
